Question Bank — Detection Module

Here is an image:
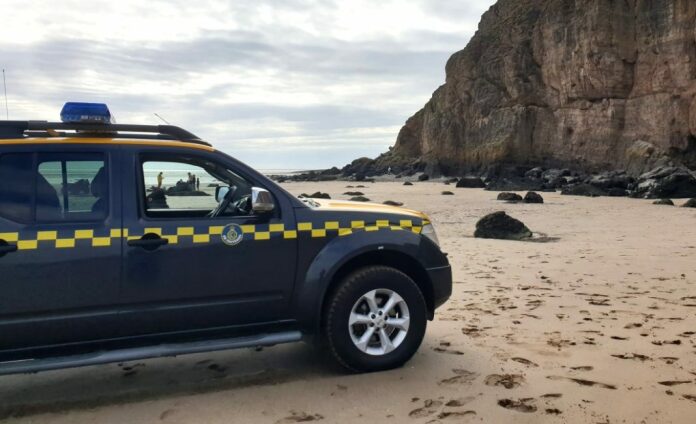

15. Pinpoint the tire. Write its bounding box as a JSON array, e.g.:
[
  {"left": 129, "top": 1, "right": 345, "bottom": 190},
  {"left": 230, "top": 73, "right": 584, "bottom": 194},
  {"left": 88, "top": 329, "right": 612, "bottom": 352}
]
[{"left": 324, "top": 265, "right": 428, "bottom": 372}]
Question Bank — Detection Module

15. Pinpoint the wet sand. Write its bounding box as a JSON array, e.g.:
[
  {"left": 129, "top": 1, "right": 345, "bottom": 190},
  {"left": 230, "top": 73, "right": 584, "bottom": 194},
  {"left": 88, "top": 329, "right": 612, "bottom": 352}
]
[{"left": 1, "top": 181, "right": 695, "bottom": 423}]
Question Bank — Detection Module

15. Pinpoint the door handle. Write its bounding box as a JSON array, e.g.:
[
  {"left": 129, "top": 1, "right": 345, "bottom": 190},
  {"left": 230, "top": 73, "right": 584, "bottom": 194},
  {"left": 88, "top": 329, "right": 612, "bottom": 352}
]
[
  {"left": 0, "top": 243, "right": 18, "bottom": 256},
  {"left": 127, "top": 235, "right": 169, "bottom": 251}
]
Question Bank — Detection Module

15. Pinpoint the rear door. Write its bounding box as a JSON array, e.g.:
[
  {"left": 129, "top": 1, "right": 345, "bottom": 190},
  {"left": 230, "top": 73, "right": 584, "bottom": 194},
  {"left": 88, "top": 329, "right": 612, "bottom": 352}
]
[
  {"left": 0, "top": 146, "right": 122, "bottom": 355},
  {"left": 118, "top": 147, "right": 298, "bottom": 338}
]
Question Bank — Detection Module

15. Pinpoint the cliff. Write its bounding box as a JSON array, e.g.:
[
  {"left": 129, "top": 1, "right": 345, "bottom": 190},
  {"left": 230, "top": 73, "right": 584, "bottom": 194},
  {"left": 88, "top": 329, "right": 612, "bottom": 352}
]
[{"left": 380, "top": 0, "right": 696, "bottom": 176}]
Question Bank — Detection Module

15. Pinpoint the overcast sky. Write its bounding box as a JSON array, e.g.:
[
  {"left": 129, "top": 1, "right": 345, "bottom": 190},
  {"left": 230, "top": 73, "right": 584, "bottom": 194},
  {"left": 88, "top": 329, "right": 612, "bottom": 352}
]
[{"left": 0, "top": 0, "right": 495, "bottom": 170}]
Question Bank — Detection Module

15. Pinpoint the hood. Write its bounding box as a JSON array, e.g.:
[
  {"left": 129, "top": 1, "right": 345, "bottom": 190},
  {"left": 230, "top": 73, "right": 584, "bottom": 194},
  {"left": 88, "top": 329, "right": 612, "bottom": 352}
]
[{"left": 310, "top": 198, "right": 429, "bottom": 221}]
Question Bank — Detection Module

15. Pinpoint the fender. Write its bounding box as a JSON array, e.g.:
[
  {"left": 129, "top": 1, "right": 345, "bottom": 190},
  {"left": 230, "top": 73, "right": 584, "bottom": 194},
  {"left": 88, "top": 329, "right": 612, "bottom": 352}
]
[{"left": 291, "top": 227, "right": 446, "bottom": 333}]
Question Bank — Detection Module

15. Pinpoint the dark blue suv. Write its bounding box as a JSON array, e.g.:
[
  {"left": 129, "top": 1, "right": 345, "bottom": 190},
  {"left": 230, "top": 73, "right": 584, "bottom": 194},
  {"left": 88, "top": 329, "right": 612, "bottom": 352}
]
[{"left": 0, "top": 103, "right": 451, "bottom": 374}]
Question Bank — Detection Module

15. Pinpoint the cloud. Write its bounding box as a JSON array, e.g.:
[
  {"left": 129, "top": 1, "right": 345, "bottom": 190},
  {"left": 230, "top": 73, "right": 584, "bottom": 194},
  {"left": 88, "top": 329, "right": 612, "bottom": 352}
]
[{"left": 0, "top": 0, "right": 496, "bottom": 169}]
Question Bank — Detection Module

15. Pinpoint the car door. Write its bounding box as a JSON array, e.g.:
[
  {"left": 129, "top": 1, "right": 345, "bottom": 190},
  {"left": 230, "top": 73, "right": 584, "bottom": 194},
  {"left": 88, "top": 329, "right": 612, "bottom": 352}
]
[
  {"left": 118, "top": 147, "right": 298, "bottom": 338},
  {"left": 0, "top": 146, "right": 122, "bottom": 356}
]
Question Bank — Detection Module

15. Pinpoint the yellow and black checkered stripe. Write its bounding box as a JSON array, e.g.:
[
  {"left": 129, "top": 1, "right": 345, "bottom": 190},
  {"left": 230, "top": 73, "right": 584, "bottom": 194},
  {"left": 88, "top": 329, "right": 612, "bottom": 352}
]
[{"left": 0, "top": 219, "right": 428, "bottom": 251}]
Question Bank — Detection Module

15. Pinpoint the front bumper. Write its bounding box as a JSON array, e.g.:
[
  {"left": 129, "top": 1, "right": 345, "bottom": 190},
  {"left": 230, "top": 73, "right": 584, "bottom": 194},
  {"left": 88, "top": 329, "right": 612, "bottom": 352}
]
[{"left": 427, "top": 264, "right": 452, "bottom": 312}]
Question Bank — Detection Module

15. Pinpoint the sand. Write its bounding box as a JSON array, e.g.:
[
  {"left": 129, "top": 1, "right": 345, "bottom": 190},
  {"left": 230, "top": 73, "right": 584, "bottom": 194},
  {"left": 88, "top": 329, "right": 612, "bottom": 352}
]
[{"left": 1, "top": 181, "right": 695, "bottom": 423}]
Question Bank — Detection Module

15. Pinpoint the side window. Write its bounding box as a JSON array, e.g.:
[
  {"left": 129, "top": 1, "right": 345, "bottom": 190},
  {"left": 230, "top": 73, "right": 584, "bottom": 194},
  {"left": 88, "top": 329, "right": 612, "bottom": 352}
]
[
  {"left": 0, "top": 153, "right": 34, "bottom": 223},
  {"left": 36, "top": 153, "right": 108, "bottom": 222},
  {"left": 141, "top": 156, "right": 253, "bottom": 219}
]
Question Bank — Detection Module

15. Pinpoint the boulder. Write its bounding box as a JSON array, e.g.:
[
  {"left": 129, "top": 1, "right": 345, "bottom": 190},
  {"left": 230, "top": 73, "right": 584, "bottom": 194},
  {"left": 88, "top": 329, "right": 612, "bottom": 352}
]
[
  {"left": 561, "top": 184, "right": 607, "bottom": 197},
  {"left": 418, "top": 173, "right": 430, "bottom": 181},
  {"left": 653, "top": 199, "right": 674, "bottom": 205},
  {"left": 683, "top": 198, "right": 696, "bottom": 208},
  {"left": 474, "top": 211, "right": 533, "bottom": 241},
  {"left": 442, "top": 191, "right": 454, "bottom": 195},
  {"left": 524, "top": 192, "right": 544, "bottom": 203},
  {"left": 383, "top": 200, "right": 403, "bottom": 206},
  {"left": 633, "top": 167, "right": 696, "bottom": 199},
  {"left": 445, "top": 177, "right": 459, "bottom": 184},
  {"left": 456, "top": 176, "right": 486, "bottom": 188},
  {"left": 350, "top": 196, "right": 370, "bottom": 202},
  {"left": 497, "top": 192, "right": 523, "bottom": 202}
]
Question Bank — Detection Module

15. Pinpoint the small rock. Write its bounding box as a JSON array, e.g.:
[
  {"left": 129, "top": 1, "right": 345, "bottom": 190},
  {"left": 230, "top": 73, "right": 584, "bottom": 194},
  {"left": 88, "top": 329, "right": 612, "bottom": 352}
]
[
  {"left": 350, "top": 196, "right": 370, "bottom": 202},
  {"left": 653, "top": 199, "right": 674, "bottom": 206},
  {"left": 383, "top": 200, "right": 403, "bottom": 206},
  {"left": 524, "top": 192, "right": 544, "bottom": 203},
  {"left": 418, "top": 174, "right": 430, "bottom": 181},
  {"left": 456, "top": 176, "right": 486, "bottom": 188},
  {"left": 683, "top": 198, "right": 696, "bottom": 208},
  {"left": 474, "top": 211, "right": 533, "bottom": 241},
  {"left": 497, "top": 192, "right": 523, "bottom": 202},
  {"left": 445, "top": 177, "right": 459, "bottom": 184},
  {"left": 301, "top": 192, "right": 331, "bottom": 199},
  {"left": 442, "top": 191, "right": 454, "bottom": 195},
  {"left": 403, "top": 181, "right": 414, "bottom": 186},
  {"left": 343, "top": 191, "right": 364, "bottom": 196}
]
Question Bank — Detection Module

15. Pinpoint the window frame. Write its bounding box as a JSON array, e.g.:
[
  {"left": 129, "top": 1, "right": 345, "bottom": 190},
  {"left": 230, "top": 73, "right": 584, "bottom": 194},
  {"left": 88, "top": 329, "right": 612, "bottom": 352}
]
[
  {"left": 0, "top": 150, "right": 110, "bottom": 225},
  {"left": 0, "top": 152, "right": 37, "bottom": 224},
  {"left": 33, "top": 151, "right": 112, "bottom": 224},
  {"left": 136, "top": 151, "right": 276, "bottom": 222}
]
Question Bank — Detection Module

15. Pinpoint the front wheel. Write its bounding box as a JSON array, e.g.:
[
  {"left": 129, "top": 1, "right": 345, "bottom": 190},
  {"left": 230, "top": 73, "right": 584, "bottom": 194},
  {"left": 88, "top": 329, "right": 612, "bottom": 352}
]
[{"left": 324, "top": 266, "right": 427, "bottom": 372}]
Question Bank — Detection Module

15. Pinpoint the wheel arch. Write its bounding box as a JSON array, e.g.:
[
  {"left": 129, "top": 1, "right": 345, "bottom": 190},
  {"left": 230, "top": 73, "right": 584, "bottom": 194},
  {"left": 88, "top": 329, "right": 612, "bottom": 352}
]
[{"left": 316, "top": 249, "right": 435, "bottom": 334}]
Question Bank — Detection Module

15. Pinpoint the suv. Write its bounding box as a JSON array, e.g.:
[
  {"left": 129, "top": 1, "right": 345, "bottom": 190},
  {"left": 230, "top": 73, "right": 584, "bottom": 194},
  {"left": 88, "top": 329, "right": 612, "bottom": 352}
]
[{"left": 0, "top": 103, "right": 451, "bottom": 375}]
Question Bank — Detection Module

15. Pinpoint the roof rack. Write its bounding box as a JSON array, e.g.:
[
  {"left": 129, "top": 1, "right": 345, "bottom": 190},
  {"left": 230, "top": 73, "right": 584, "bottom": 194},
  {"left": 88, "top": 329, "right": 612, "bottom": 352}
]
[{"left": 0, "top": 121, "right": 211, "bottom": 146}]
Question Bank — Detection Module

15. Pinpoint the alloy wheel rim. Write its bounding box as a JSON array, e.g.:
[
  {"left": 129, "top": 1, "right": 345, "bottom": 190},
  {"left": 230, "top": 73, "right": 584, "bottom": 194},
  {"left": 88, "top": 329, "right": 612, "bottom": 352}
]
[{"left": 348, "top": 288, "right": 410, "bottom": 356}]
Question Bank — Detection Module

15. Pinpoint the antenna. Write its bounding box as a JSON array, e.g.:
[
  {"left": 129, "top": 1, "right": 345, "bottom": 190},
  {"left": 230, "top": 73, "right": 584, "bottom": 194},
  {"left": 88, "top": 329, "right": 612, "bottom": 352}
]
[
  {"left": 153, "top": 113, "right": 170, "bottom": 125},
  {"left": 2, "top": 69, "right": 8, "bottom": 120}
]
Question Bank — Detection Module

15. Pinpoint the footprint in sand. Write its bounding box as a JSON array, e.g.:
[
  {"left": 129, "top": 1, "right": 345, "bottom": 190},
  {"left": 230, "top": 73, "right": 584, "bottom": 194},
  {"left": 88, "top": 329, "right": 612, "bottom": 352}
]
[
  {"left": 445, "top": 397, "right": 476, "bottom": 407},
  {"left": 546, "top": 376, "right": 617, "bottom": 390},
  {"left": 611, "top": 353, "right": 651, "bottom": 361},
  {"left": 510, "top": 357, "right": 538, "bottom": 367},
  {"left": 275, "top": 411, "right": 324, "bottom": 423},
  {"left": 437, "top": 410, "right": 477, "bottom": 420},
  {"left": 497, "top": 398, "right": 537, "bottom": 413},
  {"left": 569, "top": 366, "right": 594, "bottom": 371},
  {"left": 624, "top": 323, "right": 643, "bottom": 329},
  {"left": 439, "top": 369, "right": 478, "bottom": 385},
  {"left": 408, "top": 399, "right": 443, "bottom": 418},
  {"left": 658, "top": 380, "right": 693, "bottom": 386},
  {"left": 433, "top": 341, "right": 465, "bottom": 355},
  {"left": 484, "top": 374, "right": 525, "bottom": 389}
]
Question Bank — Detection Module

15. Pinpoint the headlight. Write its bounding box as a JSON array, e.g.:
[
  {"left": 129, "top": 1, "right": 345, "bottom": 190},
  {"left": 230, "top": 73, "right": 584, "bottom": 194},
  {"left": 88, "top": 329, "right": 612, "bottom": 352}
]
[{"left": 421, "top": 223, "right": 439, "bottom": 247}]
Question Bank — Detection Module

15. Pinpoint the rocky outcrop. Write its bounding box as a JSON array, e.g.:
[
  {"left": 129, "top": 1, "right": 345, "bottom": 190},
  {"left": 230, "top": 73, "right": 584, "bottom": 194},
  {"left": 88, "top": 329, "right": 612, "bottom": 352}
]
[{"left": 383, "top": 0, "right": 696, "bottom": 176}]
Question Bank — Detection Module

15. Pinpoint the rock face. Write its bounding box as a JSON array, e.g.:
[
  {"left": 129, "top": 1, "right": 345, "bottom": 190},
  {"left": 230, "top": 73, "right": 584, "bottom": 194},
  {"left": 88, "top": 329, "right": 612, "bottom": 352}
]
[
  {"left": 383, "top": 0, "right": 696, "bottom": 176},
  {"left": 474, "top": 211, "right": 533, "bottom": 240}
]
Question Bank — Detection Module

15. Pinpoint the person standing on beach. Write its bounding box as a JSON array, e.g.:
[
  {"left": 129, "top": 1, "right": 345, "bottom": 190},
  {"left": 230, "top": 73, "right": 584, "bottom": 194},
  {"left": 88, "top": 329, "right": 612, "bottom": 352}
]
[
  {"left": 196, "top": 177, "right": 200, "bottom": 190},
  {"left": 157, "top": 172, "right": 164, "bottom": 188}
]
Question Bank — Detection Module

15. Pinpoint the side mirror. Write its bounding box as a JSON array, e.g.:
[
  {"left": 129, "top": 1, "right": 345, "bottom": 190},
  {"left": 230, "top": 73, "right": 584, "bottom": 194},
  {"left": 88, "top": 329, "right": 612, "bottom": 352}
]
[
  {"left": 215, "top": 186, "right": 230, "bottom": 203},
  {"left": 251, "top": 187, "right": 274, "bottom": 213}
]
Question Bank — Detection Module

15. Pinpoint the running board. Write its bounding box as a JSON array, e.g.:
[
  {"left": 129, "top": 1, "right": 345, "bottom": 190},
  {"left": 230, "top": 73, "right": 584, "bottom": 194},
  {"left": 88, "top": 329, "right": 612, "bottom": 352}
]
[{"left": 0, "top": 331, "right": 302, "bottom": 376}]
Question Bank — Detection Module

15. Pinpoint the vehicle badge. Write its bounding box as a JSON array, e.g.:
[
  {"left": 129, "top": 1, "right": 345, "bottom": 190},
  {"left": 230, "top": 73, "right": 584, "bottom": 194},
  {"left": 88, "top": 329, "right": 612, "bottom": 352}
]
[{"left": 221, "top": 223, "right": 243, "bottom": 246}]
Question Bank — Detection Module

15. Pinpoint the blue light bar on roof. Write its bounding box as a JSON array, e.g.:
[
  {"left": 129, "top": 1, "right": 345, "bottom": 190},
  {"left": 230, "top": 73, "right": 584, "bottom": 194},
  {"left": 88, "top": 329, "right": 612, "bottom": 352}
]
[{"left": 60, "top": 102, "right": 115, "bottom": 124}]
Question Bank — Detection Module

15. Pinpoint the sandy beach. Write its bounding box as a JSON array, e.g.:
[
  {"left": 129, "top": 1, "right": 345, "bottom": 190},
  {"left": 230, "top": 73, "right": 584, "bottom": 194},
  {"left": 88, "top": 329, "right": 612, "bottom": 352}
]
[{"left": 1, "top": 181, "right": 695, "bottom": 423}]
